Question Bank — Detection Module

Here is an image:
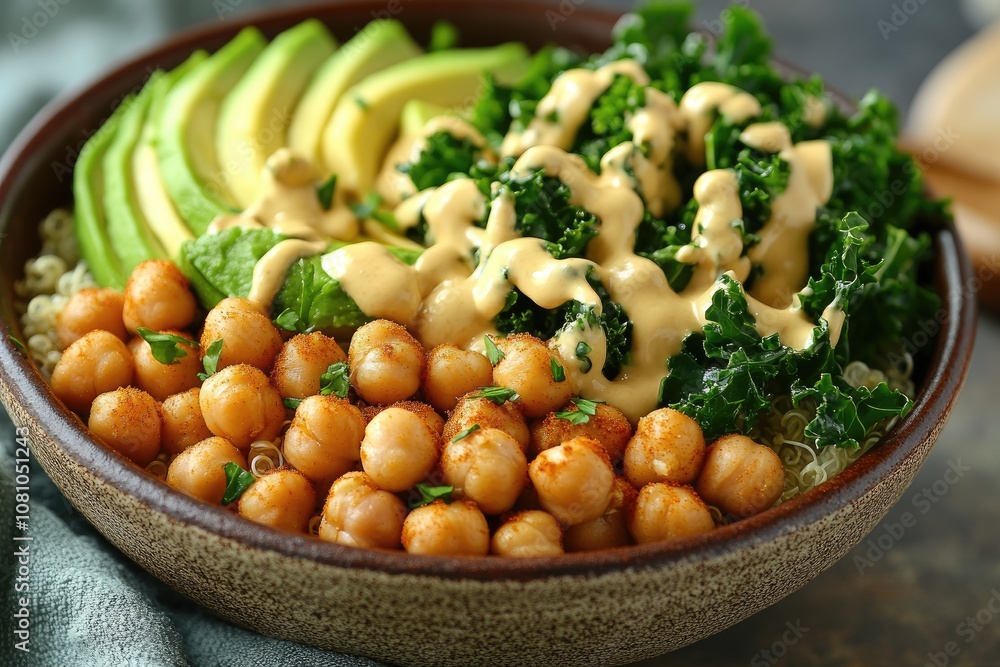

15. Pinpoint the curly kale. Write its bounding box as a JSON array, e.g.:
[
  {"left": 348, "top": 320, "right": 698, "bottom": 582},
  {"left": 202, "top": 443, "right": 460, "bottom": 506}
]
[
  {"left": 495, "top": 270, "right": 632, "bottom": 380},
  {"left": 503, "top": 171, "right": 599, "bottom": 259},
  {"left": 573, "top": 75, "right": 647, "bottom": 173},
  {"left": 398, "top": 131, "right": 480, "bottom": 193}
]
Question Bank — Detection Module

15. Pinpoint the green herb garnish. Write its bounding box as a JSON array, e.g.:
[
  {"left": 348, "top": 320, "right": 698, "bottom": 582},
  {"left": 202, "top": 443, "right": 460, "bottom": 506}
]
[
  {"left": 484, "top": 335, "right": 504, "bottom": 365},
  {"left": 283, "top": 397, "right": 303, "bottom": 409},
  {"left": 471, "top": 386, "right": 519, "bottom": 405},
  {"left": 316, "top": 174, "right": 337, "bottom": 211},
  {"left": 409, "top": 483, "right": 455, "bottom": 509},
  {"left": 451, "top": 424, "right": 481, "bottom": 442},
  {"left": 550, "top": 358, "right": 565, "bottom": 382},
  {"left": 136, "top": 327, "right": 199, "bottom": 365},
  {"left": 221, "top": 462, "right": 256, "bottom": 505},
  {"left": 555, "top": 397, "right": 604, "bottom": 424},
  {"left": 319, "top": 362, "right": 351, "bottom": 399},
  {"left": 197, "top": 339, "right": 224, "bottom": 381},
  {"left": 575, "top": 341, "right": 593, "bottom": 374},
  {"left": 9, "top": 336, "right": 25, "bottom": 352}
]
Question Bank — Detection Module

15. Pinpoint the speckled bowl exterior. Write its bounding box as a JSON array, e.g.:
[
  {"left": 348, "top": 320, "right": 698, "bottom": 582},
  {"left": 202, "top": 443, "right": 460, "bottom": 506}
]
[{"left": 0, "top": 2, "right": 976, "bottom": 665}]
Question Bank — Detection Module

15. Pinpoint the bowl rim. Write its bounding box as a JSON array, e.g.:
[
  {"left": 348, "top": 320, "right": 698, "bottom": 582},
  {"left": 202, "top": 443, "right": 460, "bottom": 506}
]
[{"left": 0, "top": 0, "right": 978, "bottom": 581}]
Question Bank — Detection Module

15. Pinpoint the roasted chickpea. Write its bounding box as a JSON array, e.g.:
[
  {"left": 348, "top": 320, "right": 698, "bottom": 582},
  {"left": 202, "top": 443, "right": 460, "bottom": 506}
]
[
  {"left": 563, "top": 476, "right": 636, "bottom": 552},
  {"left": 122, "top": 259, "right": 196, "bottom": 334},
  {"left": 271, "top": 332, "right": 347, "bottom": 399},
  {"left": 442, "top": 394, "right": 530, "bottom": 453},
  {"left": 55, "top": 287, "right": 126, "bottom": 347},
  {"left": 348, "top": 319, "right": 425, "bottom": 404},
  {"left": 492, "top": 334, "right": 573, "bottom": 419},
  {"left": 360, "top": 407, "right": 440, "bottom": 492},
  {"left": 491, "top": 511, "right": 563, "bottom": 557},
  {"left": 528, "top": 436, "right": 614, "bottom": 526},
  {"left": 440, "top": 427, "right": 527, "bottom": 515},
  {"left": 165, "top": 436, "right": 247, "bottom": 504},
  {"left": 401, "top": 500, "right": 489, "bottom": 556},
  {"left": 421, "top": 344, "right": 493, "bottom": 411},
  {"left": 160, "top": 388, "right": 212, "bottom": 455},
  {"left": 318, "top": 471, "right": 407, "bottom": 549},
  {"left": 283, "top": 395, "right": 365, "bottom": 484},
  {"left": 51, "top": 329, "right": 134, "bottom": 415},
  {"left": 531, "top": 402, "right": 633, "bottom": 462},
  {"left": 362, "top": 401, "right": 444, "bottom": 435},
  {"left": 238, "top": 469, "right": 316, "bottom": 533},
  {"left": 88, "top": 387, "right": 161, "bottom": 466},
  {"left": 200, "top": 297, "right": 283, "bottom": 372},
  {"left": 129, "top": 330, "right": 201, "bottom": 401},
  {"left": 198, "top": 364, "right": 285, "bottom": 451},
  {"left": 696, "top": 434, "right": 784, "bottom": 517},
  {"left": 627, "top": 483, "right": 715, "bottom": 544},
  {"left": 623, "top": 408, "right": 706, "bottom": 489}
]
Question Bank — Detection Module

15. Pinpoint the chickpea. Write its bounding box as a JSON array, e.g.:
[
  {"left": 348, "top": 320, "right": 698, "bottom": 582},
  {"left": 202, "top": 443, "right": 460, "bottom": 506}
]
[
  {"left": 528, "top": 436, "right": 614, "bottom": 526},
  {"left": 491, "top": 511, "right": 563, "bottom": 557},
  {"left": 531, "top": 402, "right": 633, "bottom": 462},
  {"left": 122, "top": 259, "right": 196, "bottom": 334},
  {"left": 271, "top": 332, "right": 347, "bottom": 399},
  {"left": 318, "top": 471, "right": 406, "bottom": 549},
  {"left": 160, "top": 388, "right": 212, "bottom": 455},
  {"left": 401, "top": 500, "right": 489, "bottom": 556},
  {"left": 348, "top": 319, "right": 425, "bottom": 405},
  {"left": 360, "top": 407, "right": 439, "bottom": 492},
  {"left": 623, "top": 408, "right": 706, "bottom": 489},
  {"left": 283, "top": 395, "right": 365, "bottom": 484},
  {"left": 421, "top": 344, "right": 493, "bottom": 411},
  {"left": 362, "top": 401, "right": 444, "bottom": 435},
  {"left": 200, "top": 297, "right": 283, "bottom": 373},
  {"left": 56, "top": 287, "right": 126, "bottom": 347},
  {"left": 88, "top": 387, "right": 161, "bottom": 466},
  {"left": 442, "top": 393, "right": 530, "bottom": 453},
  {"left": 563, "top": 476, "right": 636, "bottom": 552},
  {"left": 238, "top": 469, "right": 316, "bottom": 533},
  {"left": 492, "top": 334, "right": 573, "bottom": 419},
  {"left": 198, "top": 364, "right": 285, "bottom": 451},
  {"left": 128, "top": 330, "right": 201, "bottom": 402},
  {"left": 627, "top": 483, "right": 715, "bottom": 544},
  {"left": 51, "top": 329, "right": 134, "bottom": 415},
  {"left": 166, "top": 436, "right": 247, "bottom": 504},
  {"left": 440, "top": 427, "right": 527, "bottom": 515},
  {"left": 696, "top": 434, "right": 784, "bottom": 518}
]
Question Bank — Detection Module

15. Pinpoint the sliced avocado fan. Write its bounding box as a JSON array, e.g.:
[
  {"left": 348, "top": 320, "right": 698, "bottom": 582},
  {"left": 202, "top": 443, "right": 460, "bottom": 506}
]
[
  {"left": 158, "top": 28, "right": 266, "bottom": 235},
  {"left": 133, "top": 53, "right": 204, "bottom": 260},
  {"left": 323, "top": 43, "right": 530, "bottom": 196},
  {"left": 215, "top": 19, "right": 336, "bottom": 208},
  {"left": 103, "top": 80, "right": 167, "bottom": 275},
  {"left": 289, "top": 19, "right": 422, "bottom": 169}
]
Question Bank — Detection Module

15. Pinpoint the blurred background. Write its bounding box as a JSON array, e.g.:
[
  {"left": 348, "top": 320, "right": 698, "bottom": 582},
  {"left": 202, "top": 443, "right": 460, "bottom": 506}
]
[{"left": 2, "top": 1, "right": 999, "bottom": 666}]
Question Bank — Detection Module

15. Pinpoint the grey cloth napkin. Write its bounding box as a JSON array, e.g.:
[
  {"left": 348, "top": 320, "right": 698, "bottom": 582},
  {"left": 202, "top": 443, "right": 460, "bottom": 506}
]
[{"left": 0, "top": 415, "right": 383, "bottom": 667}]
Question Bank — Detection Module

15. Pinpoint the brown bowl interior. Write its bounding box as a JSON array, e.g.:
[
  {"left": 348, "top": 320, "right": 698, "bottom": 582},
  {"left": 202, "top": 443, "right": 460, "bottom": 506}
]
[{"left": 0, "top": 0, "right": 977, "bottom": 582}]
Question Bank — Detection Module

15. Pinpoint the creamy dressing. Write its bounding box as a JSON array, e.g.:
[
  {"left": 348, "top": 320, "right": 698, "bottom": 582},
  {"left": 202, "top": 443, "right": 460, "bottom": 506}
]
[
  {"left": 248, "top": 239, "right": 328, "bottom": 308},
  {"left": 227, "top": 61, "right": 841, "bottom": 422}
]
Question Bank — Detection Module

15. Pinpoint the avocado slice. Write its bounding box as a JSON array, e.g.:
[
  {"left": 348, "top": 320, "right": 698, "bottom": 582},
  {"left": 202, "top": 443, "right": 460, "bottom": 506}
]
[
  {"left": 158, "top": 28, "right": 266, "bottom": 235},
  {"left": 103, "top": 78, "right": 168, "bottom": 274},
  {"left": 400, "top": 99, "right": 450, "bottom": 136},
  {"left": 323, "top": 43, "right": 530, "bottom": 196},
  {"left": 73, "top": 102, "right": 131, "bottom": 288},
  {"left": 133, "top": 53, "right": 205, "bottom": 260},
  {"left": 289, "top": 19, "right": 421, "bottom": 167},
  {"left": 215, "top": 20, "right": 336, "bottom": 208}
]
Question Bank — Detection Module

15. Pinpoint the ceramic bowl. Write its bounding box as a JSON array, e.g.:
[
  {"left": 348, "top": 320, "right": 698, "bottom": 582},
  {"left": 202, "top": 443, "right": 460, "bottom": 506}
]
[{"left": 0, "top": 2, "right": 976, "bottom": 665}]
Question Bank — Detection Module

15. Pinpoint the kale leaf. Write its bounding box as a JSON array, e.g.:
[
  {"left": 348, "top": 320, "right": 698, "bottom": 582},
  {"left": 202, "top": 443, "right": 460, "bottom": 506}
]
[
  {"left": 503, "top": 172, "right": 599, "bottom": 259},
  {"left": 398, "top": 131, "right": 481, "bottom": 192}
]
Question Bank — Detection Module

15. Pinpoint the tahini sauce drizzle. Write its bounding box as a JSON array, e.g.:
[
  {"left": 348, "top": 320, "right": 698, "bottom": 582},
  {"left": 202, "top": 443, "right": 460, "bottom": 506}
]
[{"left": 230, "top": 59, "right": 840, "bottom": 422}]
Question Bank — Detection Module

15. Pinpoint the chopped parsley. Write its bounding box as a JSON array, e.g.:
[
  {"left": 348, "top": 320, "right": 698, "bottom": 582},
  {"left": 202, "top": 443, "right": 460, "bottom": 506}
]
[
  {"left": 409, "top": 483, "right": 455, "bottom": 509},
  {"left": 283, "top": 397, "right": 303, "bottom": 410},
  {"left": 197, "top": 339, "right": 224, "bottom": 381},
  {"left": 451, "top": 424, "right": 481, "bottom": 442},
  {"left": 316, "top": 174, "right": 337, "bottom": 211},
  {"left": 136, "top": 328, "right": 199, "bottom": 365},
  {"left": 550, "top": 358, "right": 566, "bottom": 382},
  {"left": 555, "top": 397, "right": 604, "bottom": 424},
  {"left": 472, "top": 386, "right": 519, "bottom": 405},
  {"left": 319, "top": 362, "right": 351, "bottom": 399},
  {"left": 221, "top": 462, "right": 256, "bottom": 505},
  {"left": 484, "top": 335, "right": 505, "bottom": 365},
  {"left": 575, "top": 341, "right": 593, "bottom": 374}
]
